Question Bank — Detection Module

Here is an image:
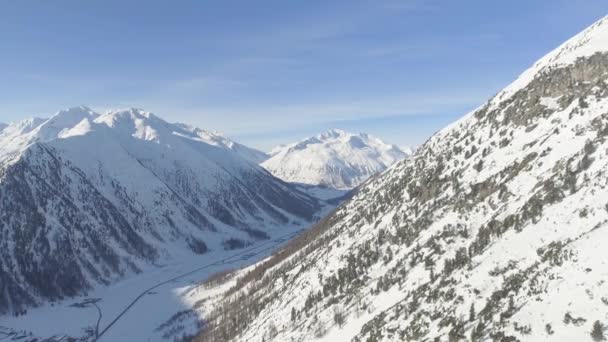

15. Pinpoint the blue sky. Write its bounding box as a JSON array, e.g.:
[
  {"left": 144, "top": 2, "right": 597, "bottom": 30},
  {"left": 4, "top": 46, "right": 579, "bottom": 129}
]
[{"left": 1, "top": 1, "right": 607, "bottom": 150}]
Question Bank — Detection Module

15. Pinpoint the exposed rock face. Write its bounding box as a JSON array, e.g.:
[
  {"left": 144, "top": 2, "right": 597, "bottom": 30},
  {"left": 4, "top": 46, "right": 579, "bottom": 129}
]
[{"left": 195, "top": 16, "right": 608, "bottom": 342}]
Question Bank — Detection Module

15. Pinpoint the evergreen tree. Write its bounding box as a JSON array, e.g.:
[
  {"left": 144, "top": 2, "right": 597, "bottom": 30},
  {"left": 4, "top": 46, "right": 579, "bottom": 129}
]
[
  {"left": 508, "top": 296, "right": 515, "bottom": 314},
  {"left": 376, "top": 278, "right": 384, "bottom": 294},
  {"left": 470, "top": 321, "right": 484, "bottom": 341},
  {"left": 334, "top": 305, "right": 346, "bottom": 328},
  {"left": 591, "top": 320, "right": 606, "bottom": 341},
  {"left": 354, "top": 289, "right": 363, "bottom": 317},
  {"left": 469, "top": 303, "right": 476, "bottom": 322}
]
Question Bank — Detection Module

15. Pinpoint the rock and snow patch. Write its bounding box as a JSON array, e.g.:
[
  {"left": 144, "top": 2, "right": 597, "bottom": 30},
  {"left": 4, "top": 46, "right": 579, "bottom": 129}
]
[{"left": 491, "top": 15, "right": 608, "bottom": 109}]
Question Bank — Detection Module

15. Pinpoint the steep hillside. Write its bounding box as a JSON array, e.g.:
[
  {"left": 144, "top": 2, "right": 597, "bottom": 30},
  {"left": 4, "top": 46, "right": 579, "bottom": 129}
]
[
  {"left": 0, "top": 107, "right": 322, "bottom": 315},
  {"left": 262, "top": 129, "right": 407, "bottom": 190},
  {"left": 196, "top": 16, "right": 608, "bottom": 342}
]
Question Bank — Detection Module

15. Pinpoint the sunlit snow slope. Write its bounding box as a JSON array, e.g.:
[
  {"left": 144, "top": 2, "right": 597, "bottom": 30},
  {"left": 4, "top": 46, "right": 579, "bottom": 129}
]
[
  {"left": 0, "top": 106, "right": 322, "bottom": 315},
  {"left": 262, "top": 129, "right": 408, "bottom": 190},
  {"left": 196, "top": 15, "right": 608, "bottom": 342}
]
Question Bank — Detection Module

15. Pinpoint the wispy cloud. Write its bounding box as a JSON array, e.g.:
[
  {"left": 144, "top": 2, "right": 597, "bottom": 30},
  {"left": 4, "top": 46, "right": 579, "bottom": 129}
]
[{"left": 158, "top": 86, "right": 495, "bottom": 138}]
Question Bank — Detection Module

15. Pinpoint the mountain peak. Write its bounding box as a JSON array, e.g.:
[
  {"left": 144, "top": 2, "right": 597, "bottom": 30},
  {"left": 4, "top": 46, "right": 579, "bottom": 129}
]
[
  {"left": 11, "top": 106, "right": 100, "bottom": 143},
  {"left": 317, "top": 128, "right": 348, "bottom": 139},
  {"left": 55, "top": 105, "right": 97, "bottom": 117},
  {"left": 0, "top": 104, "right": 323, "bottom": 322},
  {"left": 92, "top": 108, "right": 169, "bottom": 142},
  {"left": 262, "top": 130, "right": 408, "bottom": 189},
  {"left": 46, "top": 105, "right": 99, "bottom": 125},
  {"left": 541, "top": 14, "right": 608, "bottom": 68},
  {"left": 492, "top": 15, "right": 608, "bottom": 108},
  {"left": 102, "top": 107, "right": 155, "bottom": 120},
  {"left": 1, "top": 117, "right": 46, "bottom": 138}
]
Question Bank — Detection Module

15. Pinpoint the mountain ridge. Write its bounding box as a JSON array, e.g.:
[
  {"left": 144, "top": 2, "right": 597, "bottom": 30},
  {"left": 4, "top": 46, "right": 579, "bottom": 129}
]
[
  {"left": 192, "top": 14, "right": 608, "bottom": 342},
  {"left": 0, "top": 106, "right": 324, "bottom": 315},
  {"left": 262, "top": 129, "right": 408, "bottom": 190}
]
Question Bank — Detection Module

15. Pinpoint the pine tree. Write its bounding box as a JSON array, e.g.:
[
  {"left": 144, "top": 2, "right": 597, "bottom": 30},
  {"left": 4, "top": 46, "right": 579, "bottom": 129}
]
[
  {"left": 291, "top": 307, "right": 296, "bottom": 323},
  {"left": 508, "top": 296, "right": 515, "bottom": 314},
  {"left": 354, "top": 289, "right": 363, "bottom": 317},
  {"left": 469, "top": 303, "right": 476, "bottom": 322},
  {"left": 333, "top": 305, "right": 345, "bottom": 328},
  {"left": 376, "top": 278, "right": 383, "bottom": 294},
  {"left": 591, "top": 320, "right": 606, "bottom": 341},
  {"left": 470, "top": 321, "right": 484, "bottom": 341}
]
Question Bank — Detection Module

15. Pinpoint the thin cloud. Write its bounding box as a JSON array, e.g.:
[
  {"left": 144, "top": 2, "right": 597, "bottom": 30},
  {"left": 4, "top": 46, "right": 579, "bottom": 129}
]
[{"left": 163, "top": 86, "right": 495, "bottom": 137}]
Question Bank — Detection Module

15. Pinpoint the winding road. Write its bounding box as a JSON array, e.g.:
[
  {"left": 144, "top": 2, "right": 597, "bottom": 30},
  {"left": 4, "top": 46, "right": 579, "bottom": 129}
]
[{"left": 94, "top": 229, "right": 302, "bottom": 341}]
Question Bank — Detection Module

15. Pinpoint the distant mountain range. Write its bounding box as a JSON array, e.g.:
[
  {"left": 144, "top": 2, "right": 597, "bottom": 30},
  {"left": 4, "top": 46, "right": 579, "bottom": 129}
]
[
  {"left": 0, "top": 106, "right": 323, "bottom": 314},
  {"left": 0, "top": 103, "right": 408, "bottom": 320},
  {"left": 262, "top": 129, "right": 410, "bottom": 190}
]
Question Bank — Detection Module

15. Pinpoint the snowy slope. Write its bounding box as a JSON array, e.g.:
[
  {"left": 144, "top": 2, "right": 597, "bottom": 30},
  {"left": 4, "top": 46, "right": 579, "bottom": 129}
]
[
  {"left": 0, "top": 106, "right": 323, "bottom": 316},
  {"left": 174, "top": 124, "right": 269, "bottom": 164},
  {"left": 194, "top": 15, "right": 608, "bottom": 342},
  {"left": 262, "top": 129, "right": 408, "bottom": 190},
  {"left": 400, "top": 145, "right": 416, "bottom": 156}
]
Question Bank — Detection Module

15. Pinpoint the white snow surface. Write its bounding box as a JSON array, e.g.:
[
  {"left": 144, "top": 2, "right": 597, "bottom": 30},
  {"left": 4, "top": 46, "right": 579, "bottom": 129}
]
[
  {"left": 190, "top": 14, "right": 608, "bottom": 342},
  {"left": 174, "top": 123, "right": 269, "bottom": 164},
  {"left": 0, "top": 228, "right": 305, "bottom": 341},
  {"left": 0, "top": 106, "right": 267, "bottom": 167},
  {"left": 262, "top": 129, "right": 408, "bottom": 190},
  {"left": 5, "top": 14, "right": 608, "bottom": 342},
  {"left": 0, "top": 106, "right": 329, "bottom": 341}
]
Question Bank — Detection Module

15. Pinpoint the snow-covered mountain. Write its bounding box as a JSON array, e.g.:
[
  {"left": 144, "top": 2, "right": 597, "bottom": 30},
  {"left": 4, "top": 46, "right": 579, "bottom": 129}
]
[
  {"left": 261, "top": 129, "right": 408, "bottom": 190},
  {"left": 193, "top": 15, "right": 608, "bottom": 342},
  {"left": 173, "top": 124, "right": 269, "bottom": 164},
  {"left": 0, "top": 106, "right": 323, "bottom": 315},
  {"left": 400, "top": 145, "right": 416, "bottom": 156}
]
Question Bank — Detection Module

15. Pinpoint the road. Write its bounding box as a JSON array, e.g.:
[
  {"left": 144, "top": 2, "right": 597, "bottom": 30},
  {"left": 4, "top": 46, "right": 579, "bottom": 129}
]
[{"left": 94, "top": 229, "right": 301, "bottom": 341}]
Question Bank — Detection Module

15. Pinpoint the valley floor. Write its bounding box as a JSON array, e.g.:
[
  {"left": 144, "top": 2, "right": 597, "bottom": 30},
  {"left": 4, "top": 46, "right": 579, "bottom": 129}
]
[{"left": 0, "top": 228, "right": 305, "bottom": 342}]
